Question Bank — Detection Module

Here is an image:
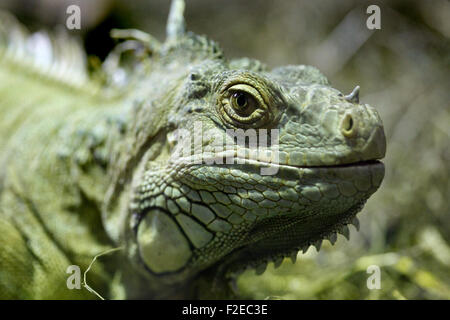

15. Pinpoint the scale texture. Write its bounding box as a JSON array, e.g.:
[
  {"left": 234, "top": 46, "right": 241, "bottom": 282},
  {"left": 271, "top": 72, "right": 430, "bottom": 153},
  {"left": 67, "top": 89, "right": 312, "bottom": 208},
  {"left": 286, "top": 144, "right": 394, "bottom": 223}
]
[{"left": 0, "top": 1, "right": 386, "bottom": 299}]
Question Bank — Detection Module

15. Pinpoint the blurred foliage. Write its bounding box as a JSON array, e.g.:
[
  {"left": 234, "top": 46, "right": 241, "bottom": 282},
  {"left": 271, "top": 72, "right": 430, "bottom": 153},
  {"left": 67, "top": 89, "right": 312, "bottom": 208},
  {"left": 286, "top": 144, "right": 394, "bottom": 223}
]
[{"left": 2, "top": 0, "right": 449, "bottom": 299}]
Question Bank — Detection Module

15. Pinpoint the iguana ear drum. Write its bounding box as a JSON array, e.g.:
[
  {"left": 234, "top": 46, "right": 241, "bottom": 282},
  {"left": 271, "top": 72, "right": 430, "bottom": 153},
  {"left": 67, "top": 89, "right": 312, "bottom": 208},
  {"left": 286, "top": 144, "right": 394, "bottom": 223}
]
[{"left": 137, "top": 209, "right": 192, "bottom": 274}]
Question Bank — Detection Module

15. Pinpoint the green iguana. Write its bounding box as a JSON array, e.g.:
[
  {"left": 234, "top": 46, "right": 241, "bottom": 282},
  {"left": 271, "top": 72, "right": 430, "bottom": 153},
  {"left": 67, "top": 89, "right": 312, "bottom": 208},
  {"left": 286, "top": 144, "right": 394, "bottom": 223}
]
[{"left": 0, "top": 0, "right": 386, "bottom": 299}]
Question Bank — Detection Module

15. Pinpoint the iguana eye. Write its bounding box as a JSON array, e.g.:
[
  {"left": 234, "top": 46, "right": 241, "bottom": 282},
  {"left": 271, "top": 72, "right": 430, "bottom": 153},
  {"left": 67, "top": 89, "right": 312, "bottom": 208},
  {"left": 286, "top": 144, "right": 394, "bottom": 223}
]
[{"left": 220, "top": 84, "right": 269, "bottom": 127}]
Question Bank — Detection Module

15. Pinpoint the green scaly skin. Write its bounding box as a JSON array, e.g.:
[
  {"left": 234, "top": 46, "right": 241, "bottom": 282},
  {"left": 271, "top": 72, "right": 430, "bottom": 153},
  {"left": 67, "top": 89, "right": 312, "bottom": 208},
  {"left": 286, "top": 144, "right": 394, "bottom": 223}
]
[{"left": 0, "top": 1, "right": 386, "bottom": 299}]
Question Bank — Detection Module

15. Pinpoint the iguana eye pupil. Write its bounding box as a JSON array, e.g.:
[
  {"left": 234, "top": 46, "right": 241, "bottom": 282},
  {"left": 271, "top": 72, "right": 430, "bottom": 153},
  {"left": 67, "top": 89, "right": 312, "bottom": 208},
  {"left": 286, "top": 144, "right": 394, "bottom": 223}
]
[
  {"left": 230, "top": 91, "right": 257, "bottom": 115},
  {"left": 229, "top": 91, "right": 258, "bottom": 118},
  {"left": 234, "top": 92, "right": 247, "bottom": 107}
]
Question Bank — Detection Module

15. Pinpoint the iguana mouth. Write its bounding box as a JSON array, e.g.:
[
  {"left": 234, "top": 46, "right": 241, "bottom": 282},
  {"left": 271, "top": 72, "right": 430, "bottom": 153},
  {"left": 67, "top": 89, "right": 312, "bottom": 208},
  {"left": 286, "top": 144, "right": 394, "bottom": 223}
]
[
  {"left": 173, "top": 151, "right": 384, "bottom": 172},
  {"left": 238, "top": 158, "right": 383, "bottom": 169},
  {"left": 208, "top": 156, "right": 384, "bottom": 176},
  {"left": 296, "top": 159, "right": 383, "bottom": 169}
]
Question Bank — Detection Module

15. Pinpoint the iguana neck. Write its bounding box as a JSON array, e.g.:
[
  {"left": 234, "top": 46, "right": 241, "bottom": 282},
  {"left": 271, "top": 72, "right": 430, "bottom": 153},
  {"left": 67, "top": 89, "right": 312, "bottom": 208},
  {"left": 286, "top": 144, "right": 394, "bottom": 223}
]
[{"left": 0, "top": 60, "right": 133, "bottom": 268}]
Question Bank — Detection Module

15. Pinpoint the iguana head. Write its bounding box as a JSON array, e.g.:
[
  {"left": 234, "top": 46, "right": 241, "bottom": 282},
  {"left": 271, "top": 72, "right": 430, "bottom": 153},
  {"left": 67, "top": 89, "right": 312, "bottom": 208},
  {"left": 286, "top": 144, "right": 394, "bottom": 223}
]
[{"left": 104, "top": 0, "right": 386, "bottom": 293}]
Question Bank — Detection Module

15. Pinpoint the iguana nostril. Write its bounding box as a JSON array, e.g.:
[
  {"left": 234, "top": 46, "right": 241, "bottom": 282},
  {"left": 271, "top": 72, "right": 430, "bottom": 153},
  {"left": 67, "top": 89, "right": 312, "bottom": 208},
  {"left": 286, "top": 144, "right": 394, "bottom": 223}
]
[
  {"left": 341, "top": 113, "right": 355, "bottom": 137},
  {"left": 347, "top": 117, "right": 353, "bottom": 130}
]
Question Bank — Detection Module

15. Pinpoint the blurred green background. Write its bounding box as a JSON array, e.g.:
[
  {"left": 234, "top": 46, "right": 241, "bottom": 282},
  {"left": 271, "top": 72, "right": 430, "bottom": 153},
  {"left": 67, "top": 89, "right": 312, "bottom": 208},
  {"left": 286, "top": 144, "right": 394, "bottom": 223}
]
[{"left": 1, "top": 0, "right": 449, "bottom": 299}]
